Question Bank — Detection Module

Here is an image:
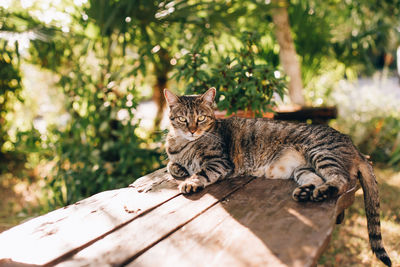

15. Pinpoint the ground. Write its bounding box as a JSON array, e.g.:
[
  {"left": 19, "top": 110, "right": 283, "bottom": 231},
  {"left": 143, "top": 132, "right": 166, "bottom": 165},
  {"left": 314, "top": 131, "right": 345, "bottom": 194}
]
[
  {"left": 319, "top": 166, "right": 400, "bottom": 266},
  {"left": 0, "top": 172, "right": 43, "bottom": 232}
]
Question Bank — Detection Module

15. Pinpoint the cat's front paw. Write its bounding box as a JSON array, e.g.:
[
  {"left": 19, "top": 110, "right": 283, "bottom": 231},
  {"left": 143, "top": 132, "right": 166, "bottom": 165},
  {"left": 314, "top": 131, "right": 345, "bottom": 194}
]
[{"left": 178, "top": 176, "right": 204, "bottom": 194}]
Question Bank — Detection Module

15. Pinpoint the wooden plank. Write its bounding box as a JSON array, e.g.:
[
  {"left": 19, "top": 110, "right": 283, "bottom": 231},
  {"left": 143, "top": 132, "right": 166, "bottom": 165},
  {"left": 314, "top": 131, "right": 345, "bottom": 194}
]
[
  {"left": 129, "top": 178, "right": 357, "bottom": 267},
  {"left": 0, "top": 168, "right": 180, "bottom": 266},
  {"left": 52, "top": 176, "right": 254, "bottom": 266}
]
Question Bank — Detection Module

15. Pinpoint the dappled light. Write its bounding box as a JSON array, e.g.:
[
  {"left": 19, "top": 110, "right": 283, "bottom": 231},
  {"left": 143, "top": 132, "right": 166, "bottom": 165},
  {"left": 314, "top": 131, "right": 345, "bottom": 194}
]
[
  {"left": 1, "top": 0, "right": 400, "bottom": 265},
  {"left": 320, "top": 167, "right": 400, "bottom": 265}
]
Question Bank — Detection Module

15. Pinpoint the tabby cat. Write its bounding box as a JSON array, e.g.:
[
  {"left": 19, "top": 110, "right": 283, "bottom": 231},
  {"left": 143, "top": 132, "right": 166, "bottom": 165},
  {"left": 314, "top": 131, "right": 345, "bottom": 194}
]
[{"left": 164, "top": 88, "right": 391, "bottom": 266}]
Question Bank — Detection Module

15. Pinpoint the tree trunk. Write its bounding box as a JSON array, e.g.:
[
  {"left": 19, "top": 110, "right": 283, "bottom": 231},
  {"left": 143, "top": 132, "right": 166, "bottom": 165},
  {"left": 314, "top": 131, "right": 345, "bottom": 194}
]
[
  {"left": 153, "top": 48, "right": 171, "bottom": 131},
  {"left": 271, "top": 0, "right": 305, "bottom": 106},
  {"left": 153, "top": 74, "right": 167, "bottom": 131}
]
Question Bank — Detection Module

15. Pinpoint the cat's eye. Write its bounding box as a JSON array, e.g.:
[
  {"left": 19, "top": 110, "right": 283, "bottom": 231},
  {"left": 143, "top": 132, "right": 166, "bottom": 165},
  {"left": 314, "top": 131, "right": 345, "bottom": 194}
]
[
  {"left": 178, "top": 116, "right": 187, "bottom": 122},
  {"left": 197, "top": 115, "right": 206, "bottom": 122}
]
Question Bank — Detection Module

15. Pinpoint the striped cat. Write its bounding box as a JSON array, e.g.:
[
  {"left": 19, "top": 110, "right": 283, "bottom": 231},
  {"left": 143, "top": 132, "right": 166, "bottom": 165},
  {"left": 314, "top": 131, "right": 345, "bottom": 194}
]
[{"left": 164, "top": 88, "right": 391, "bottom": 266}]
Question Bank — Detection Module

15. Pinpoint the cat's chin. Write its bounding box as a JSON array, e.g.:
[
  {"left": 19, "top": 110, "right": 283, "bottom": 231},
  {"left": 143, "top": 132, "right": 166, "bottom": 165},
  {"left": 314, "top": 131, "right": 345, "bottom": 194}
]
[
  {"left": 183, "top": 135, "right": 201, "bottom": 141},
  {"left": 181, "top": 132, "right": 203, "bottom": 141}
]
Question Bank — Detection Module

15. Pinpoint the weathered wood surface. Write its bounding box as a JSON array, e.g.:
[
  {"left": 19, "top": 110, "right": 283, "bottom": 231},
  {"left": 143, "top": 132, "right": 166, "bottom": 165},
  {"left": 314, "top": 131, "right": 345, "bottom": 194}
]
[
  {"left": 0, "top": 168, "right": 357, "bottom": 267},
  {"left": 129, "top": 179, "right": 356, "bottom": 267},
  {"left": 0, "top": 168, "right": 175, "bottom": 266}
]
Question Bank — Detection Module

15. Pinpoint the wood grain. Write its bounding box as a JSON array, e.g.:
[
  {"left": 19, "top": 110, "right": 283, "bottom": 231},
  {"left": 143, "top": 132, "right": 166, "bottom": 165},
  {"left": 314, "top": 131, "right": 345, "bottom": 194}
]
[
  {"left": 0, "top": 168, "right": 356, "bottom": 267},
  {"left": 53, "top": 177, "right": 254, "bottom": 266},
  {"left": 0, "top": 168, "right": 178, "bottom": 266},
  {"left": 130, "top": 178, "right": 355, "bottom": 267}
]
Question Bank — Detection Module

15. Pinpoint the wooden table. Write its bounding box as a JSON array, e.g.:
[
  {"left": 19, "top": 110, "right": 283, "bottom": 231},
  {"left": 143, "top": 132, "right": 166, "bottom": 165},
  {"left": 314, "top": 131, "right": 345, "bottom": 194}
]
[{"left": 0, "top": 168, "right": 357, "bottom": 267}]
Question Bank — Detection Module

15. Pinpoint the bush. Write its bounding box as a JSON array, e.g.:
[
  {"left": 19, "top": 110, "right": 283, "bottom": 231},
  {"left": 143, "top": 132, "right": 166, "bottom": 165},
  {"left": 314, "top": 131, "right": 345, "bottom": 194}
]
[
  {"left": 46, "top": 81, "right": 165, "bottom": 207},
  {"left": 331, "top": 77, "right": 400, "bottom": 166},
  {"left": 173, "top": 32, "right": 286, "bottom": 116},
  {"left": 0, "top": 49, "right": 23, "bottom": 172}
]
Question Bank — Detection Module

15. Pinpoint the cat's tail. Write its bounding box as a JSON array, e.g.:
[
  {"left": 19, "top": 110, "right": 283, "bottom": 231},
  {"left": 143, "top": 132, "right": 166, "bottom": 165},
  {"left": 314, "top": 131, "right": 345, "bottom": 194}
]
[{"left": 358, "top": 159, "right": 392, "bottom": 267}]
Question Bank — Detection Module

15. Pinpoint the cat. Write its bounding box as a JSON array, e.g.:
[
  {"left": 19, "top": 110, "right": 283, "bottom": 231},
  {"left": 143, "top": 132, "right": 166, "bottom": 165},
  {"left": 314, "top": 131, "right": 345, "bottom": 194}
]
[{"left": 164, "top": 87, "right": 391, "bottom": 266}]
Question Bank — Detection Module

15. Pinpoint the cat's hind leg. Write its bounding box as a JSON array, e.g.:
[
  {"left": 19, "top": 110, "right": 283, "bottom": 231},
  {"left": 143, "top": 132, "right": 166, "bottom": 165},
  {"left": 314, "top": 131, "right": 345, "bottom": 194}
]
[
  {"left": 310, "top": 153, "right": 352, "bottom": 201},
  {"left": 292, "top": 166, "right": 325, "bottom": 202},
  {"left": 311, "top": 171, "right": 348, "bottom": 202}
]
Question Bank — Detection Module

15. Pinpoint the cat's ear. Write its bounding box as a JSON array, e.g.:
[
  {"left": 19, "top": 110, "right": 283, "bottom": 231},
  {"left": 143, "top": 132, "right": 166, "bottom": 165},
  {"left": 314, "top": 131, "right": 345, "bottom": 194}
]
[
  {"left": 164, "top": 89, "right": 179, "bottom": 106},
  {"left": 201, "top": 87, "right": 216, "bottom": 105}
]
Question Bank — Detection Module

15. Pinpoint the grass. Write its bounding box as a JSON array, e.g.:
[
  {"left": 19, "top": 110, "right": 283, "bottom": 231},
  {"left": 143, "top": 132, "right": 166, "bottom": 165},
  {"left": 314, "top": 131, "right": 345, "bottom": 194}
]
[
  {"left": 319, "top": 166, "right": 400, "bottom": 266},
  {"left": 0, "top": 172, "right": 42, "bottom": 233}
]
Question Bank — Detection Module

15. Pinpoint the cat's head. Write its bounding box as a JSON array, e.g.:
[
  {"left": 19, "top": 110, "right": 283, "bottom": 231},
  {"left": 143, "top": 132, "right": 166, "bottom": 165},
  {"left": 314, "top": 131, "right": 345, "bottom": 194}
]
[{"left": 164, "top": 88, "right": 216, "bottom": 141}]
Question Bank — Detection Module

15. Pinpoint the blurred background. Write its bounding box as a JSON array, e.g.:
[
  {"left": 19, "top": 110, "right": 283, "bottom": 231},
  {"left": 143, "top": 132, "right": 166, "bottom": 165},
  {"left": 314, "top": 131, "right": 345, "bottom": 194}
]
[{"left": 1, "top": 0, "right": 400, "bottom": 265}]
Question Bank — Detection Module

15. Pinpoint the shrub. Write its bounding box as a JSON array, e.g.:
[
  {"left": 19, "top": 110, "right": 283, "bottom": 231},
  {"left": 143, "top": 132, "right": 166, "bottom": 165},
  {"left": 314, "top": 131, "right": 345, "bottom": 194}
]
[
  {"left": 173, "top": 32, "right": 286, "bottom": 116},
  {"left": 46, "top": 80, "right": 165, "bottom": 207},
  {"left": 331, "top": 77, "right": 400, "bottom": 166}
]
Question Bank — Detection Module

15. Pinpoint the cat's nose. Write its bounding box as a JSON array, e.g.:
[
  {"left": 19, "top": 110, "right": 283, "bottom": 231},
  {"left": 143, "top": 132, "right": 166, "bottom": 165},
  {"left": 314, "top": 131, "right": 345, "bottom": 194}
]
[{"left": 189, "top": 127, "right": 197, "bottom": 134}]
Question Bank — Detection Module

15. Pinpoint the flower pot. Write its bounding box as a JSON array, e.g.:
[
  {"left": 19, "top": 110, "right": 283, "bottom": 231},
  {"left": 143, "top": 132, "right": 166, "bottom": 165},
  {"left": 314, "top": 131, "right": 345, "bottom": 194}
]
[{"left": 214, "top": 109, "right": 274, "bottom": 119}]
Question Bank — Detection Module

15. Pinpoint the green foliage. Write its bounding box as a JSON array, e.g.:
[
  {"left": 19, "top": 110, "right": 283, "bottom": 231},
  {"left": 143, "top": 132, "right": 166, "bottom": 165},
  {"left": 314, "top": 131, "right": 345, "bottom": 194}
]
[
  {"left": 329, "top": 0, "right": 400, "bottom": 72},
  {"left": 0, "top": 6, "right": 64, "bottom": 176},
  {"left": 36, "top": 3, "right": 167, "bottom": 206},
  {"left": 47, "top": 83, "right": 164, "bottom": 206},
  {"left": 174, "top": 32, "right": 286, "bottom": 116},
  {"left": 1, "top": 2, "right": 166, "bottom": 207},
  {"left": 289, "top": 0, "right": 400, "bottom": 80},
  {"left": 286, "top": 0, "right": 400, "bottom": 106},
  {"left": 356, "top": 116, "right": 400, "bottom": 166},
  {"left": 331, "top": 81, "right": 400, "bottom": 167},
  {"left": 0, "top": 15, "right": 23, "bottom": 170},
  {"left": 289, "top": 0, "right": 333, "bottom": 86},
  {"left": 0, "top": 51, "right": 22, "bottom": 157},
  {"left": 389, "top": 145, "right": 400, "bottom": 169}
]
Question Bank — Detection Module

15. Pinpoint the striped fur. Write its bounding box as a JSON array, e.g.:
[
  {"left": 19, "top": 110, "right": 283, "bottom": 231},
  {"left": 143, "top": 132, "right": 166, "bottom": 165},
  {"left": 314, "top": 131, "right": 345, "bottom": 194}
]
[{"left": 164, "top": 88, "right": 391, "bottom": 266}]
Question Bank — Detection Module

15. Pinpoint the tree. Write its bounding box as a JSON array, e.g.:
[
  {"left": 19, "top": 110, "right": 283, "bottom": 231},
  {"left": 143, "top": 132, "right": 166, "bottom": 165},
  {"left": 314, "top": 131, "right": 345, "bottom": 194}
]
[
  {"left": 0, "top": 7, "right": 56, "bottom": 169},
  {"left": 81, "top": 0, "right": 227, "bottom": 130},
  {"left": 272, "top": 0, "right": 305, "bottom": 106}
]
